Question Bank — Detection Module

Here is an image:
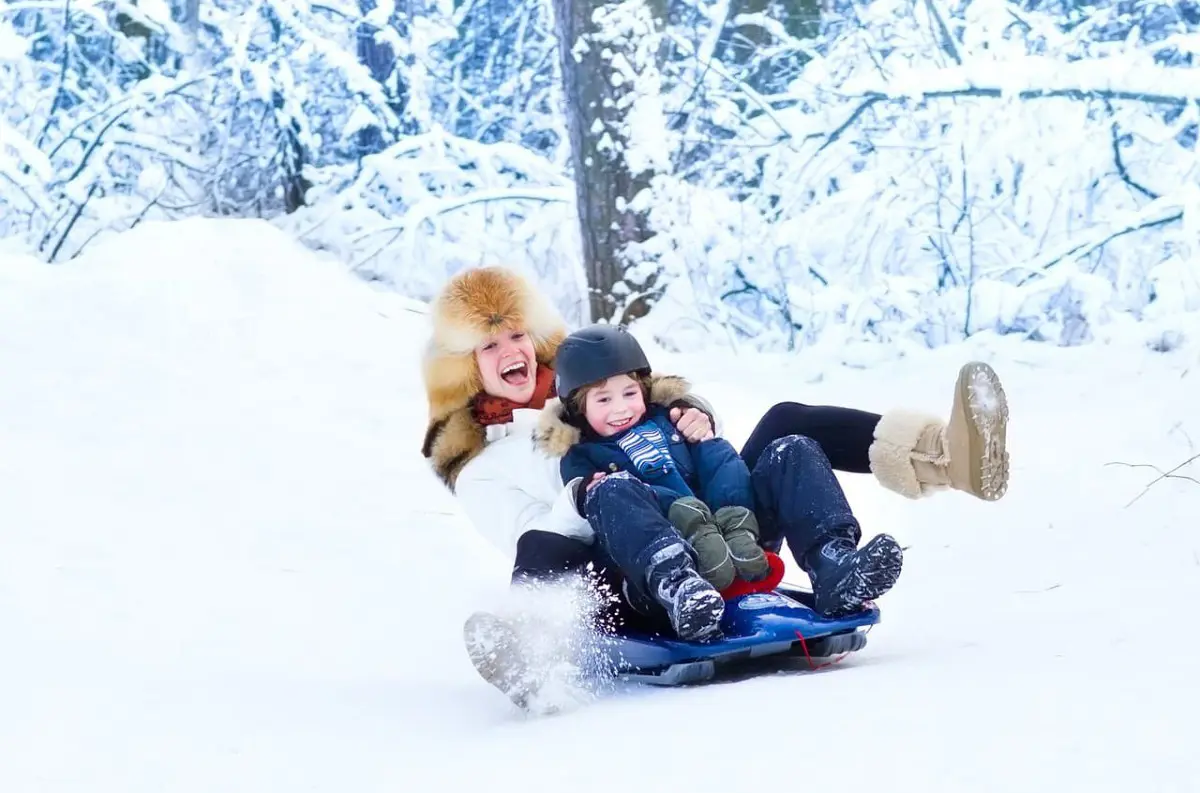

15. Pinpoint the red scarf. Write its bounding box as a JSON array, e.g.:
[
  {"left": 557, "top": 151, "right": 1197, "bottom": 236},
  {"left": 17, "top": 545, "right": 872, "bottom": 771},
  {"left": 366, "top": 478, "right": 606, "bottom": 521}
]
[{"left": 472, "top": 365, "right": 557, "bottom": 426}]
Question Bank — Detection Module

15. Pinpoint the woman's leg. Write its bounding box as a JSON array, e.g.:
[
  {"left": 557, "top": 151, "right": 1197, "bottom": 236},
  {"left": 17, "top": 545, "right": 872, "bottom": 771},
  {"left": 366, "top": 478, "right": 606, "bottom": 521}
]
[
  {"left": 511, "top": 528, "right": 662, "bottom": 631},
  {"left": 751, "top": 435, "right": 903, "bottom": 616},
  {"left": 740, "top": 402, "right": 880, "bottom": 473},
  {"left": 511, "top": 530, "right": 603, "bottom": 584},
  {"left": 466, "top": 528, "right": 651, "bottom": 711},
  {"left": 739, "top": 362, "right": 1011, "bottom": 502}
]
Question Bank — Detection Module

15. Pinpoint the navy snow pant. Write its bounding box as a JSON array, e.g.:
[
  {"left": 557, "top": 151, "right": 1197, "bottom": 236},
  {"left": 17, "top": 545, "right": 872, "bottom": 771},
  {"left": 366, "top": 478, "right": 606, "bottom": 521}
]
[
  {"left": 748, "top": 435, "right": 862, "bottom": 565},
  {"left": 582, "top": 473, "right": 693, "bottom": 611}
]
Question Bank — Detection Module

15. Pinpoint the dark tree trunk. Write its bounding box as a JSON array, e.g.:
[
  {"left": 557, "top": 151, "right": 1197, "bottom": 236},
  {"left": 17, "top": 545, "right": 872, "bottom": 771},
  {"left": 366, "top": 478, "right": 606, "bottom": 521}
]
[{"left": 551, "top": 0, "right": 665, "bottom": 324}]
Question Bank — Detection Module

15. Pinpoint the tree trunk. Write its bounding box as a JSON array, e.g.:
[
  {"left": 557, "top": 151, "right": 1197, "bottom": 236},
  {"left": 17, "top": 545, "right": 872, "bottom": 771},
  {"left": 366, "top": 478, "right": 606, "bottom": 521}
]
[{"left": 551, "top": 0, "right": 665, "bottom": 324}]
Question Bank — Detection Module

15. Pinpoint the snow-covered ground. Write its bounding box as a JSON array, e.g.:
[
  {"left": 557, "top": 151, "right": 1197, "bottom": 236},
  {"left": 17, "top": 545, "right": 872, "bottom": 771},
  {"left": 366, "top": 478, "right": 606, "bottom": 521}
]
[{"left": 2, "top": 219, "right": 1198, "bottom": 792}]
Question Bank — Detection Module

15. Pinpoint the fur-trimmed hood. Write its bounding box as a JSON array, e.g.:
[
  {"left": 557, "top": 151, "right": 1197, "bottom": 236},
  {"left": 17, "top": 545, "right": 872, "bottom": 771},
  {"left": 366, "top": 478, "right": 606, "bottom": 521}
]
[
  {"left": 420, "top": 266, "right": 567, "bottom": 489},
  {"left": 533, "top": 374, "right": 702, "bottom": 457}
]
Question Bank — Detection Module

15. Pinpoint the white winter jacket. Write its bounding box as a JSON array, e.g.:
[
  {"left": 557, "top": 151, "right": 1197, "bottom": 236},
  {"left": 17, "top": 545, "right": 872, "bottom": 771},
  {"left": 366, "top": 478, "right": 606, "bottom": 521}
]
[{"left": 453, "top": 408, "right": 592, "bottom": 559}]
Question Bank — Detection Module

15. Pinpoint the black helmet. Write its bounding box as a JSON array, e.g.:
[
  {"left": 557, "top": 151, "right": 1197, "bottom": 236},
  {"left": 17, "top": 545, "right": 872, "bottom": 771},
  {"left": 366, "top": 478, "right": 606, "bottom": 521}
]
[{"left": 554, "top": 324, "right": 652, "bottom": 399}]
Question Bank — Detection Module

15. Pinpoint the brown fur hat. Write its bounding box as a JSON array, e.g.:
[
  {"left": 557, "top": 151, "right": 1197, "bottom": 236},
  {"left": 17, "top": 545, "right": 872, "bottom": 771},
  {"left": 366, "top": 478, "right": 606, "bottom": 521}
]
[{"left": 420, "top": 266, "right": 568, "bottom": 489}]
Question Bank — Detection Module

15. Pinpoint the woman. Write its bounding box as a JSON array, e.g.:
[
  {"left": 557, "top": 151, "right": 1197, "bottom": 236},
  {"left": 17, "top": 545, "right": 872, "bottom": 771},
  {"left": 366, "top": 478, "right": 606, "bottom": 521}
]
[{"left": 420, "top": 266, "right": 1009, "bottom": 707}]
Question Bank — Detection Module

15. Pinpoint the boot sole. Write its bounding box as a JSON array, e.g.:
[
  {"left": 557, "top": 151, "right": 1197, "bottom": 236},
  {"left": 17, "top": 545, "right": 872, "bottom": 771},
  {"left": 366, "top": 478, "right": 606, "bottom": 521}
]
[
  {"left": 957, "top": 362, "right": 1010, "bottom": 501},
  {"left": 463, "top": 611, "right": 536, "bottom": 710},
  {"left": 817, "top": 535, "right": 904, "bottom": 617},
  {"left": 675, "top": 587, "right": 725, "bottom": 642}
]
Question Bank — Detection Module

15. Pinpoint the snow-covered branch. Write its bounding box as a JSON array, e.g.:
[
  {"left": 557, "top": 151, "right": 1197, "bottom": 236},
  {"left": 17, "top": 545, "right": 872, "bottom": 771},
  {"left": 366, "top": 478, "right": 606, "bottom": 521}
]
[{"left": 1015, "top": 201, "right": 1185, "bottom": 286}]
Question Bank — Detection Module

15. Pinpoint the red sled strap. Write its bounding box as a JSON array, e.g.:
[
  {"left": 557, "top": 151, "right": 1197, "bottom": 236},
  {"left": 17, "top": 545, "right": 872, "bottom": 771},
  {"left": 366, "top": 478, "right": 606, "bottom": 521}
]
[{"left": 718, "top": 550, "right": 786, "bottom": 599}]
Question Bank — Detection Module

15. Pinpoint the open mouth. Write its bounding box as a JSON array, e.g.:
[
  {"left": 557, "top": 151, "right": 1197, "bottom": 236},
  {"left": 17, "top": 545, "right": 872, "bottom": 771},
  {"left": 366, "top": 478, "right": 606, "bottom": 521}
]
[
  {"left": 499, "top": 361, "right": 530, "bottom": 386},
  {"left": 608, "top": 416, "right": 634, "bottom": 430}
]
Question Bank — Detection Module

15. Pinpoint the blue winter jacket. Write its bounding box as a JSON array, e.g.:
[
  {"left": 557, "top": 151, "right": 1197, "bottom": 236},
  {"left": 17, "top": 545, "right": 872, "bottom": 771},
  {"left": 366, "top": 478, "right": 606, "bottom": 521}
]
[{"left": 559, "top": 405, "right": 755, "bottom": 515}]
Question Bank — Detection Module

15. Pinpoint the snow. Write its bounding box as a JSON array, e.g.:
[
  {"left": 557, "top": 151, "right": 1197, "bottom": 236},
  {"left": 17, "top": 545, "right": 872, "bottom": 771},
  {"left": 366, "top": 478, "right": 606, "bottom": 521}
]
[{"left": 3, "top": 219, "right": 1200, "bottom": 791}]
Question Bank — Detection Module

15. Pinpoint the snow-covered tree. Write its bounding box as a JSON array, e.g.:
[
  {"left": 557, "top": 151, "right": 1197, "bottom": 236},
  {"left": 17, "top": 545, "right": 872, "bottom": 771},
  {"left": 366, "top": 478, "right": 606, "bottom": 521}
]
[
  {"left": 550, "top": 0, "right": 676, "bottom": 323},
  {"left": 6, "top": 0, "right": 1200, "bottom": 353}
]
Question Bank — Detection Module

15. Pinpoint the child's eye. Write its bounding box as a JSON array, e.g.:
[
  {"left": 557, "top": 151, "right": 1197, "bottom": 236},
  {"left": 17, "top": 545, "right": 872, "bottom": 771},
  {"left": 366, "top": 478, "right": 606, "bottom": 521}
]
[{"left": 511, "top": 332, "right": 526, "bottom": 341}]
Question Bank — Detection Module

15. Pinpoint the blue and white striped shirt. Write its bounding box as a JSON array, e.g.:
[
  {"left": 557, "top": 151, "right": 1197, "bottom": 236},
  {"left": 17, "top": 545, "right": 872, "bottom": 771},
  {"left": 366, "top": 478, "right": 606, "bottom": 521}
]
[{"left": 616, "top": 422, "right": 676, "bottom": 476}]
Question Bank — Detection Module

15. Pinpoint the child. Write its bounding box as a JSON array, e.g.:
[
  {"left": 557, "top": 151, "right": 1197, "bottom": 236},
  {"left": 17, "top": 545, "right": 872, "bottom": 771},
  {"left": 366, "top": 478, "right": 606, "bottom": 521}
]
[{"left": 552, "top": 324, "right": 773, "bottom": 595}]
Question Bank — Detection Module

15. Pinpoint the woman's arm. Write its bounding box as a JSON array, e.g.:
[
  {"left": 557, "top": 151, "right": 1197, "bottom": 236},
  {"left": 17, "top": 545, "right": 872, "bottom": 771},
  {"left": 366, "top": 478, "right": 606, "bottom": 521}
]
[{"left": 455, "top": 455, "right": 594, "bottom": 558}]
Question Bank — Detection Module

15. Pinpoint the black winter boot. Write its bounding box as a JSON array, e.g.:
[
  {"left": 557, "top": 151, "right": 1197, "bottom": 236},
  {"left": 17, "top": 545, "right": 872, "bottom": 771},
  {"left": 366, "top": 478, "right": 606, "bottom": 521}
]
[
  {"left": 645, "top": 544, "right": 725, "bottom": 641},
  {"left": 803, "top": 534, "right": 904, "bottom": 617}
]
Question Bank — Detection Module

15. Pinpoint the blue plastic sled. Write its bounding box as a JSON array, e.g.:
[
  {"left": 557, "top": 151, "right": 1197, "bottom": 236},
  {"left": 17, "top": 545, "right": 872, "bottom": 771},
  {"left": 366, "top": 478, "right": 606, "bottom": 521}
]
[{"left": 596, "top": 585, "right": 879, "bottom": 686}]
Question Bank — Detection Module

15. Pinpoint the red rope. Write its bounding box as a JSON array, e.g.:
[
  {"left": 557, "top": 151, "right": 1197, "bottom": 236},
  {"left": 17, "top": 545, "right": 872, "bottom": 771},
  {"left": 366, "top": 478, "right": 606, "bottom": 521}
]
[{"left": 794, "top": 629, "right": 860, "bottom": 671}]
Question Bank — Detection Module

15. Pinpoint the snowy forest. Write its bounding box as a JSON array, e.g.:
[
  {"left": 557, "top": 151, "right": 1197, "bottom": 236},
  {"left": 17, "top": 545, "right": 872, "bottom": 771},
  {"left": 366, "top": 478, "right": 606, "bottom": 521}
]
[{"left": 3, "top": 0, "right": 1200, "bottom": 351}]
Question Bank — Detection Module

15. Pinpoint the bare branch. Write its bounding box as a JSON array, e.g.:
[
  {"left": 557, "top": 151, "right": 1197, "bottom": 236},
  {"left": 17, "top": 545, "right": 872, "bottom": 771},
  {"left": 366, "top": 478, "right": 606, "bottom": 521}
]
[
  {"left": 1015, "top": 205, "right": 1182, "bottom": 286},
  {"left": 1104, "top": 454, "right": 1200, "bottom": 507},
  {"left": 47, "top": 181, "right": 98, "bottom": 262},
  {"left": 350, "top": 186, "right": 572, "bottom": 245},
  {"left": 920, "top": 0, "right": 963, "bottom": 66},
  {"left": 664, "top": 30, "right": 797, "bottom": 143},
  {"left": 1104, "top": 100, "right": 1159, "bottom": 201},
  {"left": 811, "top": 95, "right": 885, "bottom": 156},
  {"left": 809, "top": 82, "right": 1200, "bottom": 160}
]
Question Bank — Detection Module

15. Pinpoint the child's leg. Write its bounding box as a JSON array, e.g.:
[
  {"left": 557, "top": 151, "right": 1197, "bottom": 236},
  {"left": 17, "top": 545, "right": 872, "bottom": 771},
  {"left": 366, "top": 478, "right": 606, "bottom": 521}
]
[
  {"left": 585, "top": 473, "right": 724, "bottom": 641},
  {"left": 751, "top": 435, "right": 903, "bottom": 616}
]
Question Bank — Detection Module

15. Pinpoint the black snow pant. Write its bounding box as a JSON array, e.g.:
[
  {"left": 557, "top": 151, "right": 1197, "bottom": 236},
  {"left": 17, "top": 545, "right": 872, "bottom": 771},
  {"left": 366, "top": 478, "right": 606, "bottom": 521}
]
[
  {"left": 739, "top": 402, "right": 882, "bottom": 474},
  {"left": 509, "top": 401, "right": 883, "bottom": 620}
]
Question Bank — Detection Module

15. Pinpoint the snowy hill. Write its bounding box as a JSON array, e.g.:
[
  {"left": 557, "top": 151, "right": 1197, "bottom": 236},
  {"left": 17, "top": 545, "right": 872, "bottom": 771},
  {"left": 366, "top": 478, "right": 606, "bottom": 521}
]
[{"left": 2, "top": 219, "right": 1198, "bottom": 792}]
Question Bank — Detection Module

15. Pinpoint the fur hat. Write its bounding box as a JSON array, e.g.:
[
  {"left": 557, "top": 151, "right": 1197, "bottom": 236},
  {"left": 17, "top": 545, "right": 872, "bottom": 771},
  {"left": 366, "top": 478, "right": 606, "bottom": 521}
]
[{"left": 420, "top": 266, "right": 568, "bottom": 489}]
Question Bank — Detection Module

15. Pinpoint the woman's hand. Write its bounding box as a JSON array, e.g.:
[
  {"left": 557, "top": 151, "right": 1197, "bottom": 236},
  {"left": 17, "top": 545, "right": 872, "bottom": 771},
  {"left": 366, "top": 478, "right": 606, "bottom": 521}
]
[{"left": 670, "top": 405, "right": 714, "bottom": 442}]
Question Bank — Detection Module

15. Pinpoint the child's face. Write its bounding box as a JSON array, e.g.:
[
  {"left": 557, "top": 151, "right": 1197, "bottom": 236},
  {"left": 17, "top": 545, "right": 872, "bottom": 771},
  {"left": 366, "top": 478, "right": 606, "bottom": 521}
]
[{"left": 583, "top": 374, "right": 647, "bottom": 437}]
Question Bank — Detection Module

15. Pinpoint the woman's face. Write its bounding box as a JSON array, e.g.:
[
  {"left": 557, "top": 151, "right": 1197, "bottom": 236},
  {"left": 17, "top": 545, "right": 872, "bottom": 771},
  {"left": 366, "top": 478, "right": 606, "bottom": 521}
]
[{"left": 475, "top": 328, "right": 538, "bottom": 403}]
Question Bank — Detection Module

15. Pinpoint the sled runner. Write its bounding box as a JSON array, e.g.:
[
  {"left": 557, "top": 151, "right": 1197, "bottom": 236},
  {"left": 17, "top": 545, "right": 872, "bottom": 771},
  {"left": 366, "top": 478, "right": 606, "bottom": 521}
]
[{"left": 596, "top": 585, "right": 878, "bottom": 686}]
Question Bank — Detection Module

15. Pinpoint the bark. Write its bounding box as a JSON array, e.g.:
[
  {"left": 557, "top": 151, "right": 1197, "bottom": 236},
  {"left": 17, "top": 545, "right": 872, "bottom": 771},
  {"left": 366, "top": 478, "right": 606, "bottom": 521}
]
[{"left": 551, "top": 0, "right": 664, "bottom": 323}]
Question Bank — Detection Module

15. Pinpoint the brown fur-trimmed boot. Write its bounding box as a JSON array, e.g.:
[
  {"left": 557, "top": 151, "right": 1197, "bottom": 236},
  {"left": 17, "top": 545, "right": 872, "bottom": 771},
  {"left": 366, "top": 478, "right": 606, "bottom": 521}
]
[{"left": 868, "top": 362, "right": 1010, "bottom": 501}]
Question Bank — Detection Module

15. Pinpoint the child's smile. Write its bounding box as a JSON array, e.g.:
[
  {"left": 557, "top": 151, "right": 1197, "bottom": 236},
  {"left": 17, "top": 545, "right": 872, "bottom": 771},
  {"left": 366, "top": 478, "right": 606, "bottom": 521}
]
[
  {"left": 584, "top": 373, "right": 647, "bottom": 437},
  {"left": 606, "top": 415, "right": 635, "bottom": 432}
]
